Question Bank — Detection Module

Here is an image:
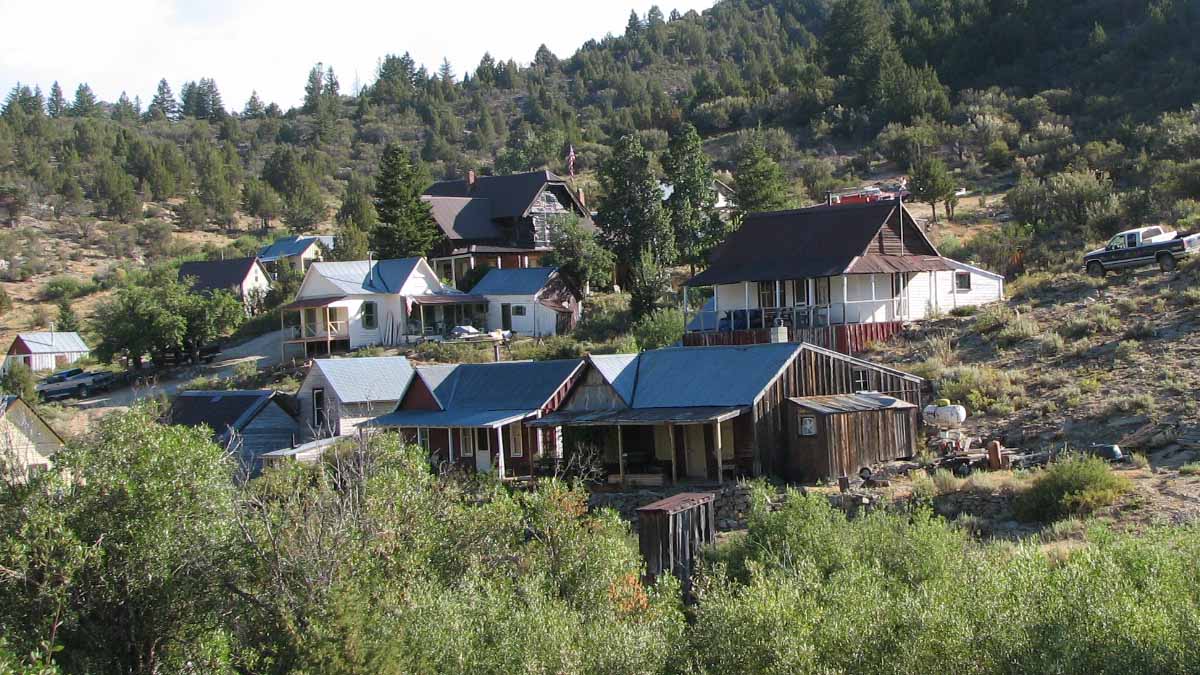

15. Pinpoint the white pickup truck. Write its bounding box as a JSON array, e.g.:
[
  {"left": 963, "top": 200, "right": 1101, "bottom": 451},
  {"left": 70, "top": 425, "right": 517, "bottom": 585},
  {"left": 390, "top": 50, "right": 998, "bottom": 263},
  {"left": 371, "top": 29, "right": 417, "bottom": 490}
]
[{"left": 1084, "top": 226, "right": 1200, "bottom": 276}]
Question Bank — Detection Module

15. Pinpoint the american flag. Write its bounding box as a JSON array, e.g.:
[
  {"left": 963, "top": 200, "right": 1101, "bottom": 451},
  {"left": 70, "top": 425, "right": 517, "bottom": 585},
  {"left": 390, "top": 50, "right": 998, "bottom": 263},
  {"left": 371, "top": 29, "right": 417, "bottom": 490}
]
[{"left": 567, "top": 145, "right": 576, "bottom": 177}]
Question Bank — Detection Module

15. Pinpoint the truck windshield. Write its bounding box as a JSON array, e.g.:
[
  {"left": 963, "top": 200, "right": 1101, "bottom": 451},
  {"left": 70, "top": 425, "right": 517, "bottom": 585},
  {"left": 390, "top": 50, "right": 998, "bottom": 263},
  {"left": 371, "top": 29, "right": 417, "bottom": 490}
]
[{"left": 1108, "top": 235, "right": 1126, "bottom": 250}]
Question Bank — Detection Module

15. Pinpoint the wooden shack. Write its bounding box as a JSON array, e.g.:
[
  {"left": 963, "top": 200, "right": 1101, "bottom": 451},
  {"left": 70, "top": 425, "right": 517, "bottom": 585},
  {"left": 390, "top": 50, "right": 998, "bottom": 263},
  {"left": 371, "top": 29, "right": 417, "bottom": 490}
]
[
  {"left": 637, "top": 493, "right": 716, "bottom": 589},
  {"left": 784, "top": 393, "right": 918, "bottom": 482}
]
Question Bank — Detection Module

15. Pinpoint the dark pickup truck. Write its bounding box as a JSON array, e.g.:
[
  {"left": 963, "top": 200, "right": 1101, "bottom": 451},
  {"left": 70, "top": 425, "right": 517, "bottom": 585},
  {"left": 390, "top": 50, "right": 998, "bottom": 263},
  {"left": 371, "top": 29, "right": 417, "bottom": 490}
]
[
  {"left": 1084, "top": 226, "right": 1200, "bottom": 276},
  {"left": 36, "top": 368, "right": 117, "bottom": 401}
]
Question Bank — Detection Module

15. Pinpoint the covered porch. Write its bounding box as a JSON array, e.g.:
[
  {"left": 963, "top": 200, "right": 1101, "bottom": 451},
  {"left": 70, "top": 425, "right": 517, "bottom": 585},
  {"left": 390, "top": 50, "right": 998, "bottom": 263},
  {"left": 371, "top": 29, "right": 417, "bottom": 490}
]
[
  {"left": 280, "top": 295, "right": 351, "bottom": 359},
  {"left": 530, "top": 407, "right": 748, "bottom": 487},
  {"left": 371, "top": 408, "right": 547, "bottom": 480},
  {"left": 408, "top": 295, "right": 489, "bottom": 339}
]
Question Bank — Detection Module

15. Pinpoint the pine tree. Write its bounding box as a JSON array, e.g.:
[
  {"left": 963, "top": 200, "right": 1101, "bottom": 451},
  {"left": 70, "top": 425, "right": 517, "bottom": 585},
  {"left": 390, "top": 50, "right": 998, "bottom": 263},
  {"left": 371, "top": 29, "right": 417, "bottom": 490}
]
[
  {"left": 55, "top": 298, "right": 81, "bottom": 333},
  {"left": 336, "top": 173, "right": 378, "bottom": 229},
  {"left": 243, "top": 91, "right": 265, "bottom": 118},
  {"left": 148, "top": 79, "right": 177, "bottom": 121},
  {"left": 303, "top": 64, "right": 325, "bottom": 114},
  {"left": 241, "top": 178, "right": 283, "bottom": 230},
  {"left": 370, "top": 143, "right": 439, "bottom": 259},
  {"left": 112, "top": 92, "right": 138, "bottom": 123},
  {"left": 70, "top": 83, "right": 99, "bottom": 117},
  {"left": 733, "top": 133, "right": 792, "bottom": 217},
  {"left": 596, "top": 134, "right": 674, "bottom": 267},
  {"left": 47, "top": 81, "right": 66, "bottom": 118},
  {"left": 664, "top": 123, "right": 719, "bottom": 271},
  {"left": 332, "top": 219, "right": 371, "bottom": 261}
]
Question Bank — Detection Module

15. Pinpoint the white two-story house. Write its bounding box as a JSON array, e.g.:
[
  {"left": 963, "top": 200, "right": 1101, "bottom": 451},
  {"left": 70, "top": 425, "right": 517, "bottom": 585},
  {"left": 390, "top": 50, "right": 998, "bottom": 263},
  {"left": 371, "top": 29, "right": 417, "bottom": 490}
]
[{"left": 280, "top": 257, "right": 487, "bottom": 359}]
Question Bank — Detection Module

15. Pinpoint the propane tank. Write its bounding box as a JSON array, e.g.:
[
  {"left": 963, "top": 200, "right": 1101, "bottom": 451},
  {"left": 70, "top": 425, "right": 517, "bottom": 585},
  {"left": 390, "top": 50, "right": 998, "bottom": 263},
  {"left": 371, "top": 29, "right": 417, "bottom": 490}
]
[{"left": 923, "top": 400, "right": 968, "bottom": 429}]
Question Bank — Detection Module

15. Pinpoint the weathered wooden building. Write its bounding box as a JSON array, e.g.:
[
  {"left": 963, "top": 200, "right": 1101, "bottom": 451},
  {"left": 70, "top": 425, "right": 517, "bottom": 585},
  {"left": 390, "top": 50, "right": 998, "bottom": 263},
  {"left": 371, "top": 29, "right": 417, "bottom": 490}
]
[
  {"left": 296, "top": 356, "right": 415, "bottom": 439},
  {"left": 531, "top": 343, "right": 924, "bottom": 484},
  {"left": 164, "top": 390, "right": 300, "bottom": 475},
  {"left": 638, "top": 493, "right": 716, "bottom": 590},
  {"left": 785, "top": 393, "right": 919, "bottom": 482}
]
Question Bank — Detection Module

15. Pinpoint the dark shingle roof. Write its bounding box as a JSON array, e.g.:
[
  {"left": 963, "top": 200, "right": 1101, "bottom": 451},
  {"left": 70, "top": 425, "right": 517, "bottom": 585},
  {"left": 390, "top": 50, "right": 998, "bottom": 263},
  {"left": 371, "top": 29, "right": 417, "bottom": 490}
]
[
  {"left": 687, "top": 200, "right": 942, "bottom": 286},
  {"left": 178, "top": 257, "right": 261, "bottom": 294},
  {"left": 424, "top": 170, "right": 565, "bottom": 220},
  {"left": 165, "top": 390, "right": 278, "bottom": 440},
  {"left": 468, "top": 267, "right": 556, "bottom": 296},
  {"left": 422, "top": 196, "right": 502, "bottom": 241}
]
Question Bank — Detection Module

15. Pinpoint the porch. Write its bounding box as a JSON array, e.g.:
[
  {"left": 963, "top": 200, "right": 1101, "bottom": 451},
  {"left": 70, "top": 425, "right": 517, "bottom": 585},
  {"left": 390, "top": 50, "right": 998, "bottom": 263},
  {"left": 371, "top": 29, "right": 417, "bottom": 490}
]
[
  {"left": 408, "top": 295, "right": 489, "bottom": 339},
  {"left": 373, "top": 409, "right": 548, "bottom": 480},
  {"left": 280, "top": 297, "right": 351, "bottom": 358}
]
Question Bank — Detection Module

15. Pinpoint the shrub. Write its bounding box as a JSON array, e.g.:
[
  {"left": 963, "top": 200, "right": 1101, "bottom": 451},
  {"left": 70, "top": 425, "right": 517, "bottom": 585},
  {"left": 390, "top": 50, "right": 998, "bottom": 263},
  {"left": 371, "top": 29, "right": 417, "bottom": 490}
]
[
  {"left": 411, "top": 340, "right": 495, "bottom": 364},
  {"left": 1058, "top": 303, "right": 1120, "bottom": 339},
  {"left": 1178, "top": 462, "right": 1200, "bottom": 476},
  {"left": 575, "top": 293, "right": 631, "bottom": 343},
  {"left": 949, "top": 305, "right": 977, "bottom": 317},
  {"left": 1014, "top": 454, "right": 1131, "bottom": 521},
  {"left": 937, "top": 365, "right": 1024, "bottom": 415},
  {"left": 40, "top": 275, "right": 96, "bottom": 301},
  {"left": 1123, "top": 320, "right": 1155, "bottom": 340},
  {"left": 631, "top": 308, "right": 684, "bottom": 351},
  {"left": 1102, "top": 393, "right": 1155, "bottom": 417},
  {"left": 1128, "top": 453, "right": 1150, "bottom": 470},
  {"left": 508, "top": 336, "right": 587, "bottom": 361},
  {"left": 1114, "top": 339, "right": 1140, "bottom": 360},
  {"left": 996, "top": 316, "right": 1040, "bottom": 346},
  {"left": 972, "top": 304, "right": 1016, "bottom": 333},
  {"left": 1038, "top": 333, "right": 1065, "bottom": 356}
]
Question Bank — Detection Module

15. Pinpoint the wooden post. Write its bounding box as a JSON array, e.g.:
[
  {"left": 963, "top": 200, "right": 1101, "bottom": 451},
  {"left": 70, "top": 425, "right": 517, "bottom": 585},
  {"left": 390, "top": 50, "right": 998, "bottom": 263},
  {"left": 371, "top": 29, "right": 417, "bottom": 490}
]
[
  {"left": 743, "top": 281, "right": 751, "bottom": 331},
  {"left": 448, "top": 427, "right": 456, "bottom": 464},
  {"left": 279, "top": 310, "right": 286, "bottom": 363},
  {"left": 714, "top": 420, "right": 723, "bottom": 485},
  {"left": 712, "top": 285, "right": 720, "bottom": 332},
  {"left": 325, "top": 306, "right": 332, "bottom": 355},
  {"left": 668, "top": 424, "right": 677, "bottom": 483},
  {"left": 496, "top": 425, "right": 506, "bottom": 479},
  {"left": 419, "top": 304, "right": 426, "bottom": 338},
  {"left": 616, "top": 424, "right": 625, "bottom": 486},
  {"left": 682, "top": 286, "right": 689, "bottom": 332}
]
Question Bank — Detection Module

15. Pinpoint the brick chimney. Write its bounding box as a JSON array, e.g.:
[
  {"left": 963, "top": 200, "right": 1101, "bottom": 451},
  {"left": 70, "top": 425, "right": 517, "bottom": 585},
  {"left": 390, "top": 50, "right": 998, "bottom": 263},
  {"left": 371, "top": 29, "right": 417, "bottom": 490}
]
[{"left": 467, "top": 169, "right": 477, "bottom": 192}]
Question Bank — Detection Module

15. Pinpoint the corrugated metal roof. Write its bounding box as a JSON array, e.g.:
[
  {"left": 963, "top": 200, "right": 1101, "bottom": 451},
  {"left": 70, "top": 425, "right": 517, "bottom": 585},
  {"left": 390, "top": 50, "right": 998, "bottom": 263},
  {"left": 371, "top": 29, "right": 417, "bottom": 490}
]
[
  {"left": 307, "top": 259, "right": 422, "bottom": 295},
  {"left": 370, "top": 408, "right": 533, "bottom": 429},
  {"left": 528, "top": 406, "right": 745, "bottom": 427},
  {"left": 410, "top": 294, "right": 488, "bottom": 305},
  {"left": 787, "top": 393, "right": 916, "bottom": 414},
  {"left": 280, "top": 295, "right": 347, "bottom": 311},
  {"left": 418, "top": 359, "right": 583, "bottom": 412},
  {"left": 637, "top": 492, "right": 716, "bottom": 515},
  {"left": 14, "top": 332, "right": 89, "bottom": 354},
  {"left": 258, "top": 235, "right": 334, "bottom": 262},
  {"left": 630, "top": 343, "right": 801, "bottom": 408},
  {"left": 588, "top": 354, "right": 639, "bottom": 405},
  {"left": 313, "top": 357, "right": 414, "bottom": 404},
  {"left": 846, "top": 254, "right": 951, "bottom": 274},
  {"left": 468, "top": 267, "right": 556, "bottom": 296}
]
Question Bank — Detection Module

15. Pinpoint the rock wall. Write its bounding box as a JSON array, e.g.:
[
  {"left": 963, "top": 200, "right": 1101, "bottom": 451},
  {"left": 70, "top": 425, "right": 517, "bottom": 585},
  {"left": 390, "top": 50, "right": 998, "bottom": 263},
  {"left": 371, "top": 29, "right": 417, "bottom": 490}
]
[{"left": 588, "top": 484, "right": 757, "bottom": 531}]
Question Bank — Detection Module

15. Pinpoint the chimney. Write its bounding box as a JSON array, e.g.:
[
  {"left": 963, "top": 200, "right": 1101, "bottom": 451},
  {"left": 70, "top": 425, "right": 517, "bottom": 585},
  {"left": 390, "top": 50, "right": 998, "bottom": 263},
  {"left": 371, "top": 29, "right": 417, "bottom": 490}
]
[{"left": 467, "top": 169, "right": 477, "bottom": 192}]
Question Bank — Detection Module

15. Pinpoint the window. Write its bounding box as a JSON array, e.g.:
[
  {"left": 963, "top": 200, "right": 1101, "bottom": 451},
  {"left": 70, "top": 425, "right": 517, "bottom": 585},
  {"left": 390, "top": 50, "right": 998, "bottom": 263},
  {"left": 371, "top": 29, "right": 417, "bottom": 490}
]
[
  {"left": 852, "top": 368, "right": 871, "bottom": 392},
  {"left": 416, "top": 427, "right": 430, "bottom": 450},
  {"left": 511, "top": 305, "right": 527, "bottom": 317},
  {"left": 312, "top": 388, "right": 326, "bottom": 430},
  {"left": 509, "top": 425, "right": 524, "bottom": 458},
  {"left": 955, "top": 271, "right": 972, "bottom": 291},
  {"left": 362, "top": 301, "right": 378, "bottom": 330},
  {"left": 814, "top": 277, "right": 831, "bottom": 305},
  {"left": 799, "top": 416, "right": 817, "bottom": 436},
  {"left": 757, "top": 281, "right": 778, "bottom": 308},
  {"left": 459, "top": 429, "right": 476, "bottom": 456},
  {"left": 791, "top": 279, "right": 810, "bottom": 306}
]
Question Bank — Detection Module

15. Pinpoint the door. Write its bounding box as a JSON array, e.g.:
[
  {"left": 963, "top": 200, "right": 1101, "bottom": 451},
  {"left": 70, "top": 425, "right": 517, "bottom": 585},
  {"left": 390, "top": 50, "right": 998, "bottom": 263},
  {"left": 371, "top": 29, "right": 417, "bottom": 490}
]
[
  {"left": 475, "top": 429, "right": 493, "bottom": 473},
  {"left": 501, "top": 304, "right": 513, "bottom": 331},
  {"left": 685, "top": 425, "right": 707, "bottom": 479}
]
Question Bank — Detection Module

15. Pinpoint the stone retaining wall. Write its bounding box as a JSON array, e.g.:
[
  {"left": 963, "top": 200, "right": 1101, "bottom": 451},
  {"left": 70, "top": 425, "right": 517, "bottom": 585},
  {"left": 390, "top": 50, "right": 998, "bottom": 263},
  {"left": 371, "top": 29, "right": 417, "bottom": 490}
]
[{"left": 588, "top": 484, "right": 757, "bottom": 531}]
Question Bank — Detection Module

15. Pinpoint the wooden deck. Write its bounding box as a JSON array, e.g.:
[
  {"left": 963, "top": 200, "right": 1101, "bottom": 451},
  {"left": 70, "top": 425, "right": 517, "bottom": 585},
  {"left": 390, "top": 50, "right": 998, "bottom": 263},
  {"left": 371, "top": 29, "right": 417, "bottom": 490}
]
[{"left": 682, "top": 321, "right": 904, "bottom": 355}]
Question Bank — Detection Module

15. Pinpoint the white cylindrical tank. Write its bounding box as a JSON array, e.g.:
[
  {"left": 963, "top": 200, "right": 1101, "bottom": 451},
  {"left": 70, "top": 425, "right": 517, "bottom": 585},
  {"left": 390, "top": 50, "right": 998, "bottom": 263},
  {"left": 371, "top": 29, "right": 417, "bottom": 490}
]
[{"left": 923, "top": 402, "right": 967, "bottom": 428}]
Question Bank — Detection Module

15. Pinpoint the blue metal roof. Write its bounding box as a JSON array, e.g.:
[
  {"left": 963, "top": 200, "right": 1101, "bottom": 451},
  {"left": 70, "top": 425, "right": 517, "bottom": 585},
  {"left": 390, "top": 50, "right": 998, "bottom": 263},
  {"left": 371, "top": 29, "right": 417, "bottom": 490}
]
[
  {"left": 369, "top": 408, "right": 534, "bottom": 429},
  {"left": 588, "top": 354, "right": 638, "bottom": 405},
  {"left": 307, "top": 258, "right": 422, "bottom": 295},
  {"left": 468, "top": 267, "right": 557, "bottom": 296},
  {"left": 313, "top": 357, "right": 414, "bottom": 404},
  {"left": 417, "top": 359, "right": 584, "bottom": 412},
  {"left": 258, "top": 235, "right": 334, "bottom": 262}
]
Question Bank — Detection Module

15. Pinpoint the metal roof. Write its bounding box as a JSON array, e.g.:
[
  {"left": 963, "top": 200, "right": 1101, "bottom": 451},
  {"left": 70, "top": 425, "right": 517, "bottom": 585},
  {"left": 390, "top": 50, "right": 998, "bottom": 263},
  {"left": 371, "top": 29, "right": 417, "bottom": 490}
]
[
  {"left": 165, "top": 390, "right": 284, "bottom": 442},
  {"left": 846, "top": 254, "right": 952, "bottom": 274},
  {"left": 417, "top": 359, "right": 584, "bottom": 412},
  {"left": 13, "top": 332, "right": 89, "bottom": 354},
  {"left": 258, "top": 235, "right": 334, "bottom": 262},
  {"left": 410, "top": 294, "right": 488, "bottom": 305},
  {"left": 528, "top": 406, "right": 745, "bottom": 427},
  {"left": 306, "top": 259, "right": 422, "bottom": 295},
  {"left": 787, "top": 393, "right": 917, "bottom": 415},
  {"left": 280, "top": 295, "right": 347, "bottom": 311},
  {"left": 313, "top": 357, "right": 414, "bottom": 404},
  {"left": 369, "top": 408, "right": 534, "bottom": 429},
  {"left": 588, "top": 354, "right": 639, "bottom": 405},
  {"left": 468, "top": 267, "right": 557, "bottom": 296},
  {"left": 686, "top": 200, "right": 942, "bottom": 286},
  {"left": 629, "top": 343, "right": 802, "bottom": 408},
  {"left": 637, "top": 492, "right": 716, "bottom": 515}
]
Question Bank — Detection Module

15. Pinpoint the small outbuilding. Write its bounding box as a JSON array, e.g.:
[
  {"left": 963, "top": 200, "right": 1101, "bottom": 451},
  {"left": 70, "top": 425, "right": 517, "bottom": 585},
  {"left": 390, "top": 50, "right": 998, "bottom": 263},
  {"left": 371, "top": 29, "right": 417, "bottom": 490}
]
[
  {"left": 637, "top": 492, "right": 716, "bottom": 590},
  {"left": 4, "top": 332, "right": 90, "bottom": 373},
  {"left": 164, "top": 390, "right": 300, "bottom": 475},
  {"left": 784, "top": 393, "right": 918, "bottom": 482}
]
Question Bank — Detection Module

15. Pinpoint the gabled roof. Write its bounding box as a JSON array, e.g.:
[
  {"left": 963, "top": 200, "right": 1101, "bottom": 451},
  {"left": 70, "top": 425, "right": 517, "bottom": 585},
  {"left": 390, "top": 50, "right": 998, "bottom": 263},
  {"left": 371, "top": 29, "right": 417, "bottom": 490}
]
[
  {"left": 258, "top": 235, "right": 334, "bottom": 262},
  {"left": 687, "top": 199, "right": 945, "bottom": 286},
  {"left": 0, "top": 395, "right": 65, "bottom": 445},
  {"left": 789, "top": 393, "right": 916, "bottom": 414},
  {"left": 421, "top": 196, "right": 502, "bottom": 241},
  {"left": 588, "top": 354, "right": 639, "bottom": 406},
  {"left": 311, "top": 357, "right": 414, "bottom": 404},
  {"left": 424, "top": 170, "right": 570, "bottom": 221},
  {"left": 178, "top": 257, "right": 265, "bottom": 294},
  {"left": 12, "top": 332, "right": 89, "bottom": 354},
  {"left": 305, "top": 259, "right": 422, "bottom": 295},
  {"left": 165, "top": 390, "right": 286, "bottom": 442},
  {"left": 468, "top": 267, "right": 557, "bottom": 296},
  {"left": 628, "top": 343, "right": 801, "bottom": 408}
]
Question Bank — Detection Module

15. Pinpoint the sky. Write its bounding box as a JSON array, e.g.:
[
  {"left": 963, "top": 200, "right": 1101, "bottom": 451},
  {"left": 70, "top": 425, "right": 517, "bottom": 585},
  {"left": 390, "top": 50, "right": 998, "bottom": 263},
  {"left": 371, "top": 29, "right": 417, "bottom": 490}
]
[{"left": 0, "top": 0, "right": 716, "bottom": 111}]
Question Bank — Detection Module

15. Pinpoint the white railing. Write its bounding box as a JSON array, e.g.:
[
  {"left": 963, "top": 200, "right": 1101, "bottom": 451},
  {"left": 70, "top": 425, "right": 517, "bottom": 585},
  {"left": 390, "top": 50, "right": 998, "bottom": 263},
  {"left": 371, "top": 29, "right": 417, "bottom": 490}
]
[{"left": 688, "top": 299, "right": 904, "bottom": 333}]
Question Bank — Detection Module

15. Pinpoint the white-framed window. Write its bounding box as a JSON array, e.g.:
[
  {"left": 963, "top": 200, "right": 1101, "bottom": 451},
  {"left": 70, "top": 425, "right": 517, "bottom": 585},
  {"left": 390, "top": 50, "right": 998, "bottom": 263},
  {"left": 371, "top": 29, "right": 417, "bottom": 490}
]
[
  {"left": 510, "top": 425, "right": 524, "bottom": 458},
  {"left": 757, "top": 281, "right": 777, "bottom": 308},
  {"left": 312, "top": 388, "right": 326, "bottom": 430},
  {"left": 799, "top": 415, "right": 817, "bottom": 436},
  {"left": 852, "top": 368, "right": 871, "bottom": 392},
  {"left": 362, "top": 301, "right": 378, "bottom": 329},
  {"left": 791, "top": 279, "right": 810, "bottom": 306},
  {"left": 459, "top": 428, "right": 475, "bottom": 456},
  {"left": 955, "top": 271, "right": 972, "bottom": 291},
  {"left": 511, "top": 305, "right": 527, "bottom": 317},
  {"left": 416, "top": 427, "right": 430, "bottom": 450}
]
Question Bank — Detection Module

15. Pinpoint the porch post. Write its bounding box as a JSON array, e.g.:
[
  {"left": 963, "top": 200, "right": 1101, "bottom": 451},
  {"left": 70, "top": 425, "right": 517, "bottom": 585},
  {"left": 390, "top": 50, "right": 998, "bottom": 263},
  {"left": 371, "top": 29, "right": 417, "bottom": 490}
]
[
  {"left": 682, "top": 286, "right": 689, "bottom": 331},
  {"left": 448, "top": 428, "right": 456, "bottom": 464},
  {"left": 616, "top": 424, "right": 625, "bottom": 486},
  {"left": 714, "top": 420, "right": 723, "bottom": 485},
  {"left": 325, "top": 306, "right": 332, "bottom": 355},
  {"left": 279, "top": 310, "right": 286, "bottom": 363},
  {"left": 743, "top": 281, "right": 751, "bottom": 331},
  {"left": 712, "top": 286, "right": 720, "bottom": 332},
  {"left": 419, "top": 305, "right": 426, "bottom": 337},
  {"left": 668, "top": 423, "right": 677, "bottom": 483},
  {"left": 841, "top": 276, "right": 849, "bottom": 324},
  {"left": 496, "top": 425, "right": 506, "bottom": 479}
]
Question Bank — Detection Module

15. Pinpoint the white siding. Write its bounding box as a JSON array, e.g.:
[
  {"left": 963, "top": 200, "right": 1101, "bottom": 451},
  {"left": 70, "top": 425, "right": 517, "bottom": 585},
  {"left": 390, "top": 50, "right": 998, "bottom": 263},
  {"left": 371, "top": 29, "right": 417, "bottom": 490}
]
[
  {"left": 483, "top": 294, "right": 561, "bottom": 337},
  {"left": 4, "top": 351, "right": 87, "bottom": 373},
  {"left": 0, "top": 402, "right": 62, "bottom": 479},
  {"left": 240, "top": 263, "right": 273, "bottom": 302},
  {"left": 297, "top": 366, "right": 400, "bottom": 440}
]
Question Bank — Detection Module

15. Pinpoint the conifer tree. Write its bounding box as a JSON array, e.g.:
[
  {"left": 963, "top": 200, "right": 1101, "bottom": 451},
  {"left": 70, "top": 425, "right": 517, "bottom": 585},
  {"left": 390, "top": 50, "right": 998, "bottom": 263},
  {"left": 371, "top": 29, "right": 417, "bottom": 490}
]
[
  {"left": 596, "top": 134, "right": 674, "bottom": 266},
  {"left": 733, "top": 133, "right": 792, "bottom": 217},
  {"left": 664, "top": 122, "right": 721, "bottom": 271},
  {"left": 69, "top": 83, "right": 99, "bottom": 117},
  {"left": 148, "top": 79, "right": 177, "bottom": 121},
  {"left": 243, "top": 91, "right": 265, "bottom": 118},
  {"left": 112, "top": 92, "right": 138, "bottom": 123},
  {"left": 303, "top": 64, "right": 325, "bottom": 114},
  {"left": 910, "top": 156, "right": 955, "bottom": 223},
  {"left": 56, "top": 298, "right": 81, "bottom": 333},
  {"left": 370, "top": 143, "right": 439, "bottom": 258},
  {"left": 332, "top": 219, "right": 370, "bottom": 261},
  {"left": 47, "top": 81, "right": 66, "bottom": 118}
]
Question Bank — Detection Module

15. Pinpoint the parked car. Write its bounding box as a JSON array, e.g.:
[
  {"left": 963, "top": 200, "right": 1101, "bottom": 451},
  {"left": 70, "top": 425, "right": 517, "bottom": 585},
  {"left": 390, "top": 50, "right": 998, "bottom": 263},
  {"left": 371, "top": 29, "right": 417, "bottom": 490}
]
[
  {"left": 36, "top": 370, "right": 117, "bottom": 401},
  {"left": 1084, "top": 226, "right": 1200, "bottom": 276},
  {"left": 152, "top": 342, "right": 223, "bottom": 367}
]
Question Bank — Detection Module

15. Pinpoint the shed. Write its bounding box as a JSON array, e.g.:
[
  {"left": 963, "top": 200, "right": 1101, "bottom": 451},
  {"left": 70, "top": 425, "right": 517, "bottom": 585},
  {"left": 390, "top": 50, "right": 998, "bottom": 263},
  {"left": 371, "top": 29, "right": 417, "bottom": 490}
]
[
  {"left": 785, "top": 393, "right": 918, "bottom": 482},
  {"left": 4, "top": 332, "right": 90, "bottom": 373},
  {"left": 637, "top": 493, "right": 716, "bottom": 590},
  {"left": 164, "top": 390, "right": 300, "bottom": 475}
]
